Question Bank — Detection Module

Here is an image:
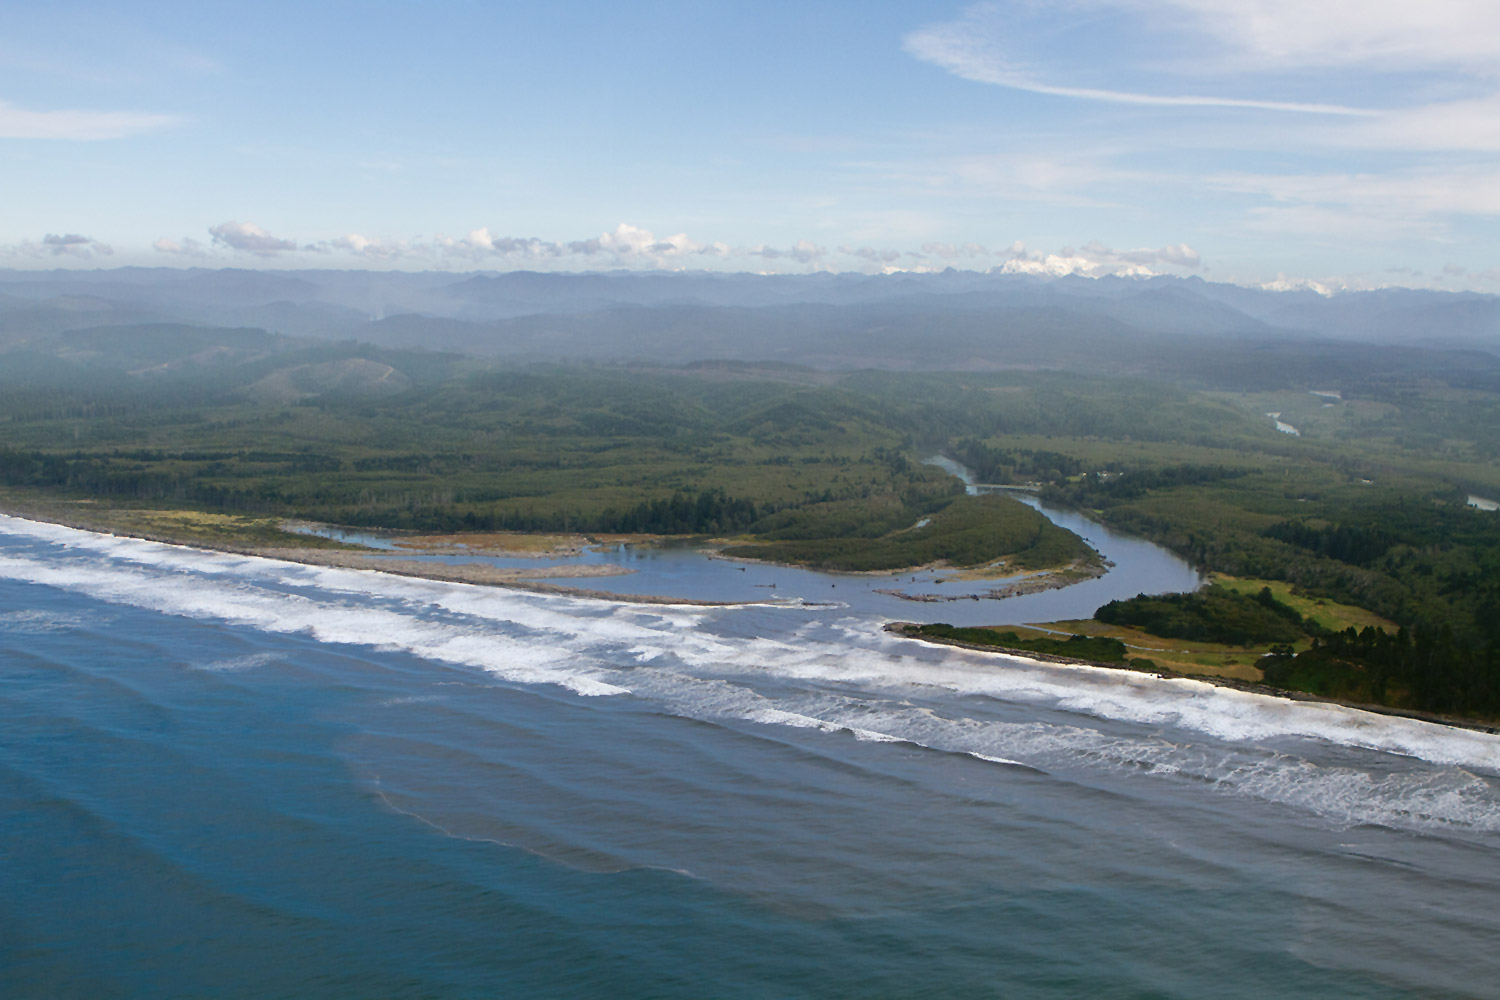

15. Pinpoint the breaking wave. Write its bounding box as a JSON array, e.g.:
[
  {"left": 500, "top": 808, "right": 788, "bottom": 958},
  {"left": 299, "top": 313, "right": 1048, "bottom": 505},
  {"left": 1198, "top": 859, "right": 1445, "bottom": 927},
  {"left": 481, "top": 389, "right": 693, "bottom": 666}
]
[{"left": 3, "top": 513, "right": 1499, "bottom": 835}]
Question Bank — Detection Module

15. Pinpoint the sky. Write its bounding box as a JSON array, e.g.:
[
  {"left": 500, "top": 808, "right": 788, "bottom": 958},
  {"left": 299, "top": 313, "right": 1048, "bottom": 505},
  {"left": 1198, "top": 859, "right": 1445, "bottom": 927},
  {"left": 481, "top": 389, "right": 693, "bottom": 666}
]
[{"left": 4, "top": 0, "right": 1500, "bottom": 291}]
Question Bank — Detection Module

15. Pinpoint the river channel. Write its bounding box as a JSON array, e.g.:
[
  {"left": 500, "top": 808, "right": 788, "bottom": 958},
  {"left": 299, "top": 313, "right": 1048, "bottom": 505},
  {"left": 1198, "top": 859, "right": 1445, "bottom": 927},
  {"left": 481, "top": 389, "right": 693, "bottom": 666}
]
[{"left": 296, "top": 458, "right": 1202, "bottom": 627}]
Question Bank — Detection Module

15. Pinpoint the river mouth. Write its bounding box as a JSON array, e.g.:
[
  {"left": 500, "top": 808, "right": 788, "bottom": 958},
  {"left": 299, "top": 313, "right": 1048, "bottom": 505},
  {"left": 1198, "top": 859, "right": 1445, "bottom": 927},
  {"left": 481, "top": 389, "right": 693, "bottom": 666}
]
[{"left": 286, "top": 459, "right": 1202, "bottom": 625}]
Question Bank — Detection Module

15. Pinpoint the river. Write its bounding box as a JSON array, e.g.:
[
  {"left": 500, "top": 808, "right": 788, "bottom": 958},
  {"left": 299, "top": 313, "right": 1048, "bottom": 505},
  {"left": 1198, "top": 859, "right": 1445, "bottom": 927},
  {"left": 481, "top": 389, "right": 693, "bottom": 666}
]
[{"left": 296, "top": 457, "right": 1203, "bottom": 626}]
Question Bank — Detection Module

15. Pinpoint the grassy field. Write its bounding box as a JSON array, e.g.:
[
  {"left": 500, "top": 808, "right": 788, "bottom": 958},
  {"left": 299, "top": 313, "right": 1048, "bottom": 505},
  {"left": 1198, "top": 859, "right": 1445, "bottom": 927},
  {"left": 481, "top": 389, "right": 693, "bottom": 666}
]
[
  {"left": 1209, "top": 574, "right": 1396, "bottom": 633},
  {"left": 1002, "top": 622, "right": 1268, "bottom": 681},
  {"left": 0, "top": 490, "right": 355, "bottom": 550},
  {"left": 938, "top": 576, "right": 1398, "bottom": 684}
]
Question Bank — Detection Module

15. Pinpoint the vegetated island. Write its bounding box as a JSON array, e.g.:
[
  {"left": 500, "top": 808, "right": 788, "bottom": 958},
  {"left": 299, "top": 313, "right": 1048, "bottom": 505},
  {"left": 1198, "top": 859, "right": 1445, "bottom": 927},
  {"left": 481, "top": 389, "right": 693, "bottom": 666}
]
[{"left": 716, "top": 491, "right": 1105, "bottom": 597}]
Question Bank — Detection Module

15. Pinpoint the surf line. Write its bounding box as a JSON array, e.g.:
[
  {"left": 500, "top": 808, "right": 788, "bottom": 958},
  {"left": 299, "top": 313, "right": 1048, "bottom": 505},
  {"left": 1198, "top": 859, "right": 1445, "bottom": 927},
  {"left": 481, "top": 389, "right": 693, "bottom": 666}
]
[
  {"left": 0, "top": 509, "right": 755, "bottom": 609},
  {"left": 884, "top": 622, "right": 1500, "bottom": 737}
]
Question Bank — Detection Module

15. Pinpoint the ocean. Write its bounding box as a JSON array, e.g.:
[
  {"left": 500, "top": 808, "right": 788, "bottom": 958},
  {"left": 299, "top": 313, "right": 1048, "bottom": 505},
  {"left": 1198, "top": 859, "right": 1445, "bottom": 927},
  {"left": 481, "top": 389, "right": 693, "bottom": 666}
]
[{"left": 2, "top": 513, "right": 1499, "bottom": 998}]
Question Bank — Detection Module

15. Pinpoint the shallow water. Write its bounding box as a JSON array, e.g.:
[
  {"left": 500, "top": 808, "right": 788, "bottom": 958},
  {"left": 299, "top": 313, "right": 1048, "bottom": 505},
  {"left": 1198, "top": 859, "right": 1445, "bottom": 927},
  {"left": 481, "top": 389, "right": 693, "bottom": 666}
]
[{"left": 3, "top": 514, "right": 1498, "bottom": 998}]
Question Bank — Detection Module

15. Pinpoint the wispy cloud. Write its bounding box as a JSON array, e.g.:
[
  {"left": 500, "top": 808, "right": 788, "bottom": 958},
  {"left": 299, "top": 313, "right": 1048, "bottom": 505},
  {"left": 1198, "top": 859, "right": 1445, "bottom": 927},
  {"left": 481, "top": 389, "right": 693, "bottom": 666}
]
[
  {"left": 0, "top": 98, "right": 180, "bottom": 139},
  {"left": 1348, "top": 95, "right": 1500, "bottom": 152},
  {"left": 1102, "top": 0, "right": 1500, "bottom": 72},
  {"left": 1209, "top": 168, "right": 1500, "bottom": 241},
  {"left": 903, "top": 5, "right": 1374, "bottom": 116}
]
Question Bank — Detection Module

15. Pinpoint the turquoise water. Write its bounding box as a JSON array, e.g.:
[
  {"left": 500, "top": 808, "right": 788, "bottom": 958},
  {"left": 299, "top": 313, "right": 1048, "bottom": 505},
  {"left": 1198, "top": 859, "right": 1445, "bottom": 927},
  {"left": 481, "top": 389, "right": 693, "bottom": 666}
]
[{"left": 3, "top": 515, "right": 1500, "bottom": 998}]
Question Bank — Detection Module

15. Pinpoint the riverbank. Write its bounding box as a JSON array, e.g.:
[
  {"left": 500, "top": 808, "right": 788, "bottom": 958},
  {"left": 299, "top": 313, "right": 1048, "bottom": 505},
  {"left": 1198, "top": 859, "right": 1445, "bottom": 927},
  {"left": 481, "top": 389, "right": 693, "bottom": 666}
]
[
  {"left": 0, "top": 490, "right": 1117, "bottom": 611},
  {"left": 885, "top": 622, "right": 1500, "bottom": 735},
  {"left": 7, "top": 496, "right": 1494, "bottom": 736},
  {"left": 0, "top": 485, "right": 1205, "bottom": 626}
]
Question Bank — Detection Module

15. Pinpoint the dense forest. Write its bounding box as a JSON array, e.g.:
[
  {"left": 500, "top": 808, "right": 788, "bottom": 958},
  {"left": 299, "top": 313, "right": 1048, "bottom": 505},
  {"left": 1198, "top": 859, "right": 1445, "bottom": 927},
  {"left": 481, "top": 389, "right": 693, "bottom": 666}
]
[
  {"left": 902, "top": 624, "right": 1132, "bottom": 664},
  {"left": 1095, "top": 586, "right": 1309, "bottom": 647}
]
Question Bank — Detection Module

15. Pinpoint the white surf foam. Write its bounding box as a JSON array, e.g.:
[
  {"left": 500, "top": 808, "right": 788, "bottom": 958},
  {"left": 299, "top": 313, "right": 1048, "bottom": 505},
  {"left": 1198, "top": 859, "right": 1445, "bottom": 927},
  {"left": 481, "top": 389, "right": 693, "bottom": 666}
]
[
  {"left": 0, "top": 551, "right": 631, "bottom": 698},
  {"left": 196, "top": 652, "right": 281, "bottom": 672},
  {"left": 4, "top": 515, "right": 1500, "bottom": 835},
  {"left": 0, "top": 608, "right": 100, "bottom": 634}
]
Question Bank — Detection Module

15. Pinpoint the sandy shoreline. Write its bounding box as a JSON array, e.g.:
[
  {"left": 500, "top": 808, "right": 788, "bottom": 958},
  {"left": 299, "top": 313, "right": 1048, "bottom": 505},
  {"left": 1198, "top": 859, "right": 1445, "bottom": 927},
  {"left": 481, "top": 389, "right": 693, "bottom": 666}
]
[
  {"left": 0, "top": 500, "right": 1096, "bottom": 607},
  {"left": 0, "top": 503, "right": 736, "bottom": 607},
  {"left": 884, "top": 622, "right": 1500, "bottom": 736},
  {"left": 3, "top": 499, "right": 1495, "bottom": 736}
]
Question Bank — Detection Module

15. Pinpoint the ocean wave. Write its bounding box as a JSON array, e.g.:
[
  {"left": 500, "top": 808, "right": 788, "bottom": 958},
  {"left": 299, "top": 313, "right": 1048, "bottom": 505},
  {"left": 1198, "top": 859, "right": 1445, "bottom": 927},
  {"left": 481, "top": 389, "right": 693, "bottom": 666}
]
[{"left": 4, "top": 517, "right": 1500, "bottom": 836}]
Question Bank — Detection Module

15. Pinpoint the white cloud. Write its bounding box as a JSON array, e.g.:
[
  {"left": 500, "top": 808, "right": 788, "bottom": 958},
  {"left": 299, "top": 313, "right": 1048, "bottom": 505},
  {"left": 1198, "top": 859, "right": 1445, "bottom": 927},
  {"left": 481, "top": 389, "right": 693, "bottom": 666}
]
[
  {"left": 750, "top": 239, "right": 827, "bottom": 263},
  {"left": 463, "top": 227, "right": 495, "bottom": 252},
  {"left": 42, "top": 233, "right": 112, "bottom": 257},
  {"left": 324, "top": 233, "right": 414, "bottom": 261},
  {"left": 840, "top": 245, "right": 903, "bottom": 265},
  {"left": 996, "top": 240, "right": 1203, "bottom": 278},
  {"left": 1351, "top": 95, "right": 1500, "bottom": 152},
  {"left": 592, "top": 223, "right": 725, "bottom": 260},
  {"left": 122, "top": 223, "right": 1198, "bottom": 279},
  {"left": 208, "top": 221, "right": 297, "bottom": 255},
  {"left": 1103, "top": 0, "right": 1500, "bottom": 72},
  {"left": 904, "top": 1, "right": 1500, "bottom": 163},
  {"left": 153, "top": 236, "right": 208, "bottom": 257},
  {"left": 0, "top": 98, "right": 179, "bottom": 139},
  {"left": 291, "top": 222, "right": 736, "bottom": 268},
  {"left": 1208, "top": 168, "right": 1500, "bottom": 241},
  {"left": 903, "top": 5, "right": 1373, "bottom": 116},
  {"left": 429, "top": 229, "right": 565, "bottom": 260},
  {"left": 921, "top": 241, "right": 991, "bottom": 260},
  {"left": 2, "top": 233, "right": 113, "bottom": 258}
]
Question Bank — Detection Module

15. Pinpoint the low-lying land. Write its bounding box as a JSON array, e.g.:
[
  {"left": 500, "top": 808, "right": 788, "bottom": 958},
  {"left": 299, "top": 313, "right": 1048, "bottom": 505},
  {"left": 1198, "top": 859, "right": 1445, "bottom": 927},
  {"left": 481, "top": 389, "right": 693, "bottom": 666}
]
[
  {"left": 2, "top": 320, "right": 1499, "bottom": 718},
  {"left": 720, "top": 492, "right": 1097, "bottom": 573},
  {"left": 888, "top": 618, "right": 1500, "bottom": 733},
  {"left": 899, "top": 571, "right": 1500, "bottom": 724}
]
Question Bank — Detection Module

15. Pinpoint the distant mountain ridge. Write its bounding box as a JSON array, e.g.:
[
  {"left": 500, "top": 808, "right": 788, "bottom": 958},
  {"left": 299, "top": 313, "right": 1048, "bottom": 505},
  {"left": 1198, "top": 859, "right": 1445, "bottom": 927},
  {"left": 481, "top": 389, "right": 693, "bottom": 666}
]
[{"left": 1, "top": 268, "right": 1496, "bottom": 368}]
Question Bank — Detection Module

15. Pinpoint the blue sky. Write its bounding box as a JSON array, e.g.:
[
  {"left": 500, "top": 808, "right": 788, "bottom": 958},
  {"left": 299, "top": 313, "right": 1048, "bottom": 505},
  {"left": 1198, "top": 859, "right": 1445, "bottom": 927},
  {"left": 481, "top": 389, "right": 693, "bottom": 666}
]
[{"left": 4, "top": 0, "right": 1500, "bottom": 290}]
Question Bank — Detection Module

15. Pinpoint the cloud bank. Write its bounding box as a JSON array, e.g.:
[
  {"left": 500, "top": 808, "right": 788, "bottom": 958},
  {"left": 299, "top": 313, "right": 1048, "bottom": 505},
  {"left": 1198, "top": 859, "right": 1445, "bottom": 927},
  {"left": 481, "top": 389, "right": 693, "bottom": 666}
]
[{"left": 142, "top": 220, "right": 1205, "bottom": 280}]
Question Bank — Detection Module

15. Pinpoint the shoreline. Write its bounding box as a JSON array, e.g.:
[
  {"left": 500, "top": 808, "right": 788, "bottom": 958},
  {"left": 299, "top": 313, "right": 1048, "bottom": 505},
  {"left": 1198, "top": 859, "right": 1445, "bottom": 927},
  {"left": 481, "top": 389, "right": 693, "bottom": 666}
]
[
  {"left": 3, "top": 499, "right": 1495, "bottom": 736},
  {"left": 0, "top": 504, "right": 738, "bottom": 607},
  {"left": 884, "top": 622, "right": 1500, "bottom": 736},
  {"left": 0, "top": 499, "right": 1101, "bottom": 608},
  {"left": 0, "top": 491, "right": 1113, "bottom": 607}
]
